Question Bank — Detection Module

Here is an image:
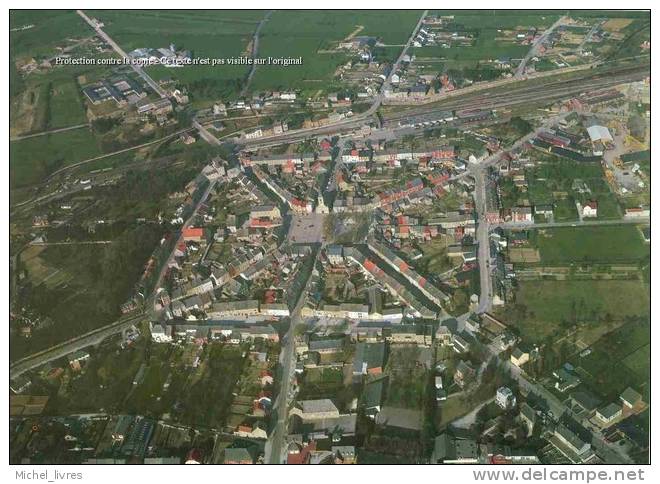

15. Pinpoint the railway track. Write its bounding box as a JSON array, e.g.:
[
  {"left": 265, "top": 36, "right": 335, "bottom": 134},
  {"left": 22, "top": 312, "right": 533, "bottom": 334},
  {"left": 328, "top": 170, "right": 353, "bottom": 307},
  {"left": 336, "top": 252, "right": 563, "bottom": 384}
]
[{"left": 383, "top": 65, "right": 649, "bottom": 123}]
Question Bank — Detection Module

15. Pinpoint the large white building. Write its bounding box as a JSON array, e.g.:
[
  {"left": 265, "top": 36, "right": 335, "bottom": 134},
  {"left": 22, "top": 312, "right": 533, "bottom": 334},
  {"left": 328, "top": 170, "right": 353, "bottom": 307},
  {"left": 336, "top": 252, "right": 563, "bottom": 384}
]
[{"left": 496, "top": 386, "right": 517, "bottom": 410}]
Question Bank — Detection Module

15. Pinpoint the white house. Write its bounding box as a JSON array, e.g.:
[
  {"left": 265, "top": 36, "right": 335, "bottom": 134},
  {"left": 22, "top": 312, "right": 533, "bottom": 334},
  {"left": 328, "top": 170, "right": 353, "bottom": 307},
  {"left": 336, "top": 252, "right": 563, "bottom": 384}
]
[
  {"left": 150, "top": 323, "right": 172, "bottom": 343},
  {"left": 496, "top": 386, "right": 517, "bottom": 410},
  {"left": 582, "top": 200, "right": 598, "bottom": 218}
]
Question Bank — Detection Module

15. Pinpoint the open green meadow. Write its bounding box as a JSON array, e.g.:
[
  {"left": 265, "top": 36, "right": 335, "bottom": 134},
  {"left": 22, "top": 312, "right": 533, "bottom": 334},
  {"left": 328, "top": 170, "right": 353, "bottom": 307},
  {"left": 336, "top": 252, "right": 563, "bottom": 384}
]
[
  {"left": 10, "top": 10, "right": 88, "bottom": 60},
  {"left": 251, "top": 11, "right": 420, "bottom": 94},
  {"left": 504, "top": 279, "right": 649, "bottom": 343},
  {"left": 47, "top": 75, "right": 88, "bottom": 128},
  {"left": 10, "top": 129, "right": 102, "bottom": 187},
  {"left": 533, "top": 226, "right": 649, "bottom": 264}
]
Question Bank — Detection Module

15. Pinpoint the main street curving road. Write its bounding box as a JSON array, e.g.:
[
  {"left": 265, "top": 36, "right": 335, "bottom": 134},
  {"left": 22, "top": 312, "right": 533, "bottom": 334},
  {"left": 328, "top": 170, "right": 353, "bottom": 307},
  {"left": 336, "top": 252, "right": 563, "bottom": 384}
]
[{"left": 469, "top": 112, "right": 571, "bottom": 313}]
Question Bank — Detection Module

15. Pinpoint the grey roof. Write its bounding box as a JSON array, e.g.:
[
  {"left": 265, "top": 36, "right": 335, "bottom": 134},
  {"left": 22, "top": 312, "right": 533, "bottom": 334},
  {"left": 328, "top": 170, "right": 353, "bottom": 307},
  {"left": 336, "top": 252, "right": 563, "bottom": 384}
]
[
  {"left": 433, "top": 432, "right": 478, "bottom": 462},
  {"left": 598, "top": 402, "right": 622, "bottom": 419},
  {"left": 308, "top": 414, "right": 357, "bottom": 434},
  {"left": 363, "top": 378, "right": 386, "bottom": 409},
  {"left": 569, "top": 390, "right": 601, "bottom": 412},
  {"left": 555, "top": 424, "right": 589, "bottom": 454},
  {"left": 375, "top": 406, "right": 422, "bottom": 431},
  {"left": 301, "top": 399, "right": 339, "bottom": 415},
  {"left": 309, "top": 338, "right": 344, "bottom": 352},
  {"left": 224, "top": 447, "right": 252, "bottom": 463},
  {"left": 520, "top": 402, "right": 537, "bottom": 423},
  {"left": 620, "top": 387, "right": 642, "bottom": 406}
]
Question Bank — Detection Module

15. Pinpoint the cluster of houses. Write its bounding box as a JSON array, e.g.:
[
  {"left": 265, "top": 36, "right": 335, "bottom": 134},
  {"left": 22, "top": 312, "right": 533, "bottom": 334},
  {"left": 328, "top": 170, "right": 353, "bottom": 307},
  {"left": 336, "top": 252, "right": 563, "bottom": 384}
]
[{"left": 149, "top": 156, "right": 309, "bottom": 324}]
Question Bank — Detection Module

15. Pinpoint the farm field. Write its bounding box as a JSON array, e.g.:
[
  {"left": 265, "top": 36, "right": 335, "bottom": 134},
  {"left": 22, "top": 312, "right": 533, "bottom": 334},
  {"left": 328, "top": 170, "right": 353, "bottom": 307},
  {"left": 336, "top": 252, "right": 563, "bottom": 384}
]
[
  {"left": 414, "top": 11, "right": 560, "bottom": 69},
  {"left": 47, "top": 76, "right": 88, "bottom": 128},
  {"left": 11, "top": 224, "right": 164, "bottom": 361},
  {"left": 533, "top": 225, "right": 649, "bottom": 264},
  {"left": 10, "top": 10, "right": 89, "bottom": 60},
  {"left": 504, "top": 279, "right": 649, "bottom": 343},
  {"left": 11, "top": 70, "right": 90, "bottom": 137},
  {"left": 251, "top": 10, "right": 421, "bottom": 94},
  {"left": 91, "top": 10, "right": 264, "bottom": 103},
  {"left": 10, "top": 11, "right": 100, "bottom": 136}
]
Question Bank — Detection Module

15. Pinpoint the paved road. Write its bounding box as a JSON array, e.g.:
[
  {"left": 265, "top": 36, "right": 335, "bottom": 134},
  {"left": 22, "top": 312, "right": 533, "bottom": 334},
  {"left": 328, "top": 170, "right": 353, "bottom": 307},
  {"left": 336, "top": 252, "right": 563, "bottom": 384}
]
[
  {"left": 29, "top": 240, "right": 114, "bottom": 246},
  {"left": 473, "top": 170, "right": 493, "bottom": 314},
  {"left": 240, "top": 10, "right": 273, "bottom": 97},
  {"left": 470, "top": 113, "right": 571, "bottom": 313},
  {"left": 45, "top": 127, "right": 194, "bottom": 181},
  {"left": 265, "top": 247, "right": 321, "bottom": 463},
  {"left": 11, "top": 128, "right": 194, "bottom": 214},
  {"left": 508, "top": 360, "right": 633, "bottom": 463},
  {"left": 383, "top": 65, "right": 648, "bottom": 122},
  {"left": 10, "top": 123, "right": 89, "bottom": 141},
  {"left": 148, "top": 179, "right": 218, "bottom": 316},
  {"left": 238, "top": 65, "right": 647, "bottom": 149},
  {"left": 370, "top": 9, "right": 428, "bottom": 115},
  {"left": 238, "top": 10, "right": 427, "bottom": 148},
  {"left": 495, "top": 217, "right": 649, "bottom": 230},
  {"left": 474, "top": 339, "right": 634, "bottom": 464},
  {"left": 77, "top": 10, "right": 168, "bottom": 98},
  {"left": 515, "top": 15, "right": 567, "bottom": 78},
  {"left": 10, "top": 312, "right": 145, "bottom": 379},
  {"left": 193, "top": 119, "right": 223, "bottom": 146}
]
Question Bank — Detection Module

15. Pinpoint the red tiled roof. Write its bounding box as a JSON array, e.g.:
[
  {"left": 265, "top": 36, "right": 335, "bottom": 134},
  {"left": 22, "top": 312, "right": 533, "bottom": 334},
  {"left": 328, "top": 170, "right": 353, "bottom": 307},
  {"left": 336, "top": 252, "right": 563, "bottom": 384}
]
[{"left": 182, "top": 227, "right": 203, "bottom": 238}]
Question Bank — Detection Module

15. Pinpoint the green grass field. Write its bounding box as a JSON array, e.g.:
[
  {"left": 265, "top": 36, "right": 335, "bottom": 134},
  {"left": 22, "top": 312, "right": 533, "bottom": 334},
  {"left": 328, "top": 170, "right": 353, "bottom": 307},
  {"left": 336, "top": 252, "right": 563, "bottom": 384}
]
[
  {"left": 569, "top": 320, "right": 649, "bottom": 401},
  {"left": 505, "top": 279, "right": 649, "bottom": 343},
  {"left": 252, "top": 11, "right": 421, "bottom": 93},
  {"left": 534, "top": 226, "right": 649, "bottom": 264},
  {"left": 10, "top": 128, "right": 102, "bottom": 187},
  {"left": 10, "top": 10, "right": 88, "bottom": 60},
  {"left": 47, "top": 76, "right": 87, "bottom": 128}
]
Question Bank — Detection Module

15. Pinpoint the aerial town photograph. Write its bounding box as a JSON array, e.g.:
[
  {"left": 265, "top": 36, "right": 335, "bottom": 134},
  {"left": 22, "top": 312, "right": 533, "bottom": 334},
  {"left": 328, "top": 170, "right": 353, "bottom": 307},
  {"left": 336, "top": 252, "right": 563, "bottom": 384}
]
[{"left": 6, "top": 4, "right": 653, "bottom": 474}]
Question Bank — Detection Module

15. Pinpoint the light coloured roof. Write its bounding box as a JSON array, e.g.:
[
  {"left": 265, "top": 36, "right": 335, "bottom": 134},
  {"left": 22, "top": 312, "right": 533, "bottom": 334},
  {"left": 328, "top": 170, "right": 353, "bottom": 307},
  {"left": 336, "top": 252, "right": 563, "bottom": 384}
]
[
  {"left": 586, "top": 125, "right": 613, "bottom": 143},
  {"left": 301, "top": 399, "right": 339, "bottom": 415}
]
